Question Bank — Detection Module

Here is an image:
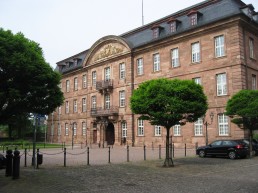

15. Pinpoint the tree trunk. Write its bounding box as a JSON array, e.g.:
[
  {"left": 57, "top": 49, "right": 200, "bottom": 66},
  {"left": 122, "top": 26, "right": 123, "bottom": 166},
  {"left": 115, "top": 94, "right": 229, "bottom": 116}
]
[{"left": 163, "top": 127, "right": 174, "bottom": 167}]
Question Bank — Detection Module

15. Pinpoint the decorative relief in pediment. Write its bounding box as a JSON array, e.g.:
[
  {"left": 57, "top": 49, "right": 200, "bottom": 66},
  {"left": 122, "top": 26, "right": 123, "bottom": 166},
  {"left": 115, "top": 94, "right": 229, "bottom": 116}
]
[{"left": 93, "top": 43, "right": 125, "bottom": 62}]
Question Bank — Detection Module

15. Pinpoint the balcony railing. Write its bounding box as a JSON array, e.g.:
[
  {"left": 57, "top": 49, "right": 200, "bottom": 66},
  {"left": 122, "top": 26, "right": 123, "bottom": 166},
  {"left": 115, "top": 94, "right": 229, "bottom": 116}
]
[
  {"left": 96, "top": 79, "right": 113, "bottom": 92},
  {"left": 90, "top": 106, "right": 119, "bottom": 117}
]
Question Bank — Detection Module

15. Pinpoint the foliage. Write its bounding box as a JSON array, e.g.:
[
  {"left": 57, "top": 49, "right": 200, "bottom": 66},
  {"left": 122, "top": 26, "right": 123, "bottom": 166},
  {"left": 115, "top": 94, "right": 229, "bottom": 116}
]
[
  {"left": 130, "top": 78, "right": 208, "bottom": 129},
  {"left": 0, "top": 28, "right": 64, "bottom": 125}
]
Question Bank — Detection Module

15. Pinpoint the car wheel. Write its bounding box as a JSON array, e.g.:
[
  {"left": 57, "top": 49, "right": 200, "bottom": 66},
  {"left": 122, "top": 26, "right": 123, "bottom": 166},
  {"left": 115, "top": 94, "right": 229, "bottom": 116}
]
[
  {"left": 199, "top": 150, "right": 205, "bottom": 158},
  {"left": 228, "top": 151, "right": 236, "bottom": 159}
]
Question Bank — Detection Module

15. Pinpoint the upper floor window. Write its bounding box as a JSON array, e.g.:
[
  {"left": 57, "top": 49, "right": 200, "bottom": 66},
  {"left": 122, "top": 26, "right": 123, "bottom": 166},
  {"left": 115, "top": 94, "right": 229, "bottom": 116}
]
[
  {"left": 218, "top": 114, "right": 229, "bottom": 136},
  {"left": 153, "top": 28, "right": 159, "bottom": 38},
  {"left": 187, "top": 10, "right": 202, "bottom": 26},
  {"left": 154, "top": 125, "right": 161, "bottom": 136},
  {"left": 122, "top": 122, "right": 127, "bottom": 137},
  {"left": 58, "top": 106, "right": 62, "bottom": 115},
  {"left": 91, "top": 96, "right": 96, "bottom": 109},
  {"left": 104, "top": 94, "right": 110, "bottom": 110},
  {"left": 170, "top": 21, "right": 177, "bottom": 33},
  {"left": 137, "top": 58, "right": 143, "bottom": 75},
  {"left": 65, "top": 101, "right": 69, "bottom": 114},
  {"left": 193, "top": 77, "right": 202, "bottom": 85},
  {"left": 65, "top": 123, "right": 69, "bottom": 136},
  {"left": 82, "top": 74, "right": 87, "bottom": 89},
  {"left": 66, "top": 80, "right": 70, "bottom": 92},
  {"left": 119, "top": 63, "right": 125, "bottom": 79},
  {"left": 82, "top": 122, "right": 86, "bottom": 136},
  {"left": 153, "top": 53, "right": 160, "bottom": 72},
  {"left": 73, "top": 100, "right": 77, "bottom": 113},
  {"left": 191, "top": 42, "right": 200, "bottom": 63},
  {"left": 74, "top": 77, "right": 78, "bottom": 91},
  {"left": 249, "top": 38, "right": 254, "bottom": 59},
  {"left": 82, "top": 98, "right": 87, "bottom": 112},
  {"left": 119, "top": 90, "right": 125, "bottom": 107},
  {"left": 215, "top": 35, "right": 225, "bottom": 58},
  {"left": 173, "top": 125, "right": 181, "bottom": 136},
  {"left": 252, "top": 74, "right": 257, "bottom": 90},
  {"left": 171, "top": 48, "right": 179, "bottom": 67},
  {"left": 138, "top": 119, "right": 144, "bottom": 136},
  {"left": 105, "top": 67, "right": 111, "bottom": 81},
  {"left": 216, "top": 73, "right": 227, "bottom": 96},
  {"left": 194, "top": 118, "right": 203, "bottom": 136},
  {"left": 92, "top": 71, "right": 96, "bottom": 87}
]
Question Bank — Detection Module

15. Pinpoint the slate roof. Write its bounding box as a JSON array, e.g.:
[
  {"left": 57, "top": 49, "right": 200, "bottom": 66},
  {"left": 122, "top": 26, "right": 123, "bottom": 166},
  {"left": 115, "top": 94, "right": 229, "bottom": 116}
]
[{"left": 57, "top": 0, "right": 257, "bottom": 74}]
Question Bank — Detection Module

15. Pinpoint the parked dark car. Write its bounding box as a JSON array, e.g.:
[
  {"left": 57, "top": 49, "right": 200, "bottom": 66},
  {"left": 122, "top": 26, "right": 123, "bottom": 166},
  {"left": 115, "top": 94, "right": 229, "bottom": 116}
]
[
  {"left": 196, "top": 140, "right": 249, "bottom": 159},
  {"left": 240, "top": 139, "right": 258, "bottom": 156},
  {"left": 0, "top": 153, "right": 6, "bottom": 169}
]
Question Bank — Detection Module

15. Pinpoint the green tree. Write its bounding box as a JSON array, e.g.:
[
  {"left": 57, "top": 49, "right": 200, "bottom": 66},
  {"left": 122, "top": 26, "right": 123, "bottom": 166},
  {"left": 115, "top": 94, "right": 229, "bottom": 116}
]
[
  {"left": 226, "top": 90, "right": 258, "bottom": 157},
  {"left": 130, "top": 78, "right": 208, "bottom": 167},
  {"left": 0, "top": 28, "right": 64, "bottom": 136}
]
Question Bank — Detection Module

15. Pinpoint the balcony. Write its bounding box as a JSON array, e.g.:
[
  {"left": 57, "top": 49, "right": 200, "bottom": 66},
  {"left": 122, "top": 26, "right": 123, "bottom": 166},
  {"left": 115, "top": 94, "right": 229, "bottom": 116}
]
[
  {"left": 90, "top": 106, "right": 119, "bottom": 117},
  {"left": 96, "top": 79, "right": 113, "bottom": 94}
]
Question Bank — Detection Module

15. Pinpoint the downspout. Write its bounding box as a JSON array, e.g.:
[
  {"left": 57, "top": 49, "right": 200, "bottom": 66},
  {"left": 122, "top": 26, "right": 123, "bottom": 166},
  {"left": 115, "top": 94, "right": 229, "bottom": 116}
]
[
  {"left": 131, "top": 51, "right": 135, "bottom": 147},
  {"left": 242, "top": 26, "right": 248, "bottom": 90}
]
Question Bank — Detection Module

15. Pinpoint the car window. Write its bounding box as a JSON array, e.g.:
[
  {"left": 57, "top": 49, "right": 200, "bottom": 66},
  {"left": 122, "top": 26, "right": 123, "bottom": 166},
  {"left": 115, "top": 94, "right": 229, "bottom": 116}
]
[
  {"left": 222, "top": 141, "right": 233, "bottom": 146},
  {"left": 210, "top": 141, "right": 222, "bottom": 146}
]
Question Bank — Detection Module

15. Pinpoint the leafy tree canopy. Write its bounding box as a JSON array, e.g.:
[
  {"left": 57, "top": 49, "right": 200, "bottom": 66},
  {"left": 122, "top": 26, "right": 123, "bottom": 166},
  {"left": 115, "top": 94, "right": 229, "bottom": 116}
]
[
  {"left": 130, "top": 78, "right": 208, "bottom": 129},
  {"left": 0, "top": 28, "right": 64, "bottom": 124}
]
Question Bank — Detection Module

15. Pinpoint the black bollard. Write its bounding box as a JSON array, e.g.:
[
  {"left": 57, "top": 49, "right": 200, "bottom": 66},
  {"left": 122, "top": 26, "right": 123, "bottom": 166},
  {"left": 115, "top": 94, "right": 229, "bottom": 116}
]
[
  {"left": 5, "top": 149, "right": 13, "bottom": 177},
  {"left": 87, "top": 147, "right": 89, "bottom": 165},
  {"left": 127, "top": 145, "right": 129, "bottom": 162},
  {"left": 13, "top": 150, "right": 20, "bottom": 179},
  {"left": 159, "top": 145, "right": 161, "bottom": 159},
  {"left": 24, "top": 148, "right": 27, "bottom": 167},
  {"left": 108, "top": 147, "right": 111, "bottom": 163},
  {"left": 144, "top": 145, "right": 146, "bottom": 161},
  {"left": 64, "top": 148, "right": 66, "bottom": 167}
]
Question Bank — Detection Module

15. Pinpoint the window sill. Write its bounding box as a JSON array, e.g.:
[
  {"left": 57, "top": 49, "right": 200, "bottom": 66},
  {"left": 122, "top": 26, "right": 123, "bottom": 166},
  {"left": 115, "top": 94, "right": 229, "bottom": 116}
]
[{"left": 214, "top": 55, "right": 227, "bottom": 60}]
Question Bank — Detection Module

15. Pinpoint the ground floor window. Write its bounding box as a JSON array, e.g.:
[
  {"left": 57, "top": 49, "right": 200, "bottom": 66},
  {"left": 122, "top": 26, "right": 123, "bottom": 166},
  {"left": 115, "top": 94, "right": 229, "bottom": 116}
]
[
  {"left": 122, "top": 122, "right": 127, "bottom": 137},
  {"left": 194, "top": 118, "right": 203, "bottom": 136},
  {"left": 138, "top": 119, "right": 144, "bottom": 136},
  {"left": 173, "top": 125, "right": 181, "bottom": 136},
  {"left": 154, "top": 125, "right": 161, "bottom": 136},
  {"left": 218, "top": 114, "right": 229, "bottom": 136}
]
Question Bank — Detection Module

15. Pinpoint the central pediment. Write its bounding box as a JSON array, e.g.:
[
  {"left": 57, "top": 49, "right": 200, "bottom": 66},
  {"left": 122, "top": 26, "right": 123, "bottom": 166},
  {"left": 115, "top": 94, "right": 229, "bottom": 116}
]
[{"left": 93, "top": 43, "right": 124, "bottom": 62}]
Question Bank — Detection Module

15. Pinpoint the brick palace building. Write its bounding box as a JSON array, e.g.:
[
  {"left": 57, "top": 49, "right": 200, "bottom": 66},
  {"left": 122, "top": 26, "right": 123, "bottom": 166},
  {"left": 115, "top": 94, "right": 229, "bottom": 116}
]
[{"left": 47, "top": 0, "right": 258, "bottom": 148}]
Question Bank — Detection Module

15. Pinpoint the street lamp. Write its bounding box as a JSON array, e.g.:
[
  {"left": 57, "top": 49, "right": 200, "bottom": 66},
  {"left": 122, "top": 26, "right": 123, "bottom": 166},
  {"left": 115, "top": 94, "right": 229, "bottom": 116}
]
[
  {"left": 203, "top": 112, "right": 214, "bottom": 146},
  {"left": 70, "top": 122, "right": 74, "bottom": 150}
]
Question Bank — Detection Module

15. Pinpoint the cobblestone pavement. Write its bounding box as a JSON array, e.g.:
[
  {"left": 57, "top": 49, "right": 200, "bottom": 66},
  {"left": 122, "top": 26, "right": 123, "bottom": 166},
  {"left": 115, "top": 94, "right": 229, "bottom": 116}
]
[{"left": 1, "top": 146, "right": 258, "bottom": 193}]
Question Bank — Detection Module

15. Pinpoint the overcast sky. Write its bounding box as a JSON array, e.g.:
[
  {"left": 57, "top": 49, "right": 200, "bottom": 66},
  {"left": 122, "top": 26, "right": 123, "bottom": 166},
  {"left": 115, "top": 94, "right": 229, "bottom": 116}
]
[{"left": 1, "top": 0, "right": 258, "bottom": 68}]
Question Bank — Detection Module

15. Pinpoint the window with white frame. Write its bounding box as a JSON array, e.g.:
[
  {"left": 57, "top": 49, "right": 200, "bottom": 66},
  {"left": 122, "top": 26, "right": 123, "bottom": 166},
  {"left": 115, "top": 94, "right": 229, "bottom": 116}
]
[
  {"left": 191, "top": 42, "right": 200, "bottom": 63},
  {"left": 119, "top": 63, "right": 125, "bottom": 79},
  {"left": 92, "top": 71, "right": 96, "bottom": 87},
  {"left": 173, "top": 125, "right": 181, "bottom": 136},
  {"left": 252, "top": 74, "right": 257, "bottom": 90},
  {"left": 91, "top": 96, "right": 96, "bottom": 109},
  {"left": 190, "top": 14, "right": 197, "bottom": 26},
  {"left": 73, "top": 100, "right": 77, "bottom": 113},
  {"left": 171, "top": 48, "right": 179, "bottom": 67},
  {"left": 193, "top": 77, "right": 202, "bottom": 85},
  {"left": 170, "top": 21, "right": 177, "bottom": 33},
  {"left": 74, "top": 77, "right": 78, "bottom": 91},
  {"left": 119, "top": 90, "right": 125, "bottom": 107},
  {"left": 153, "top": 53, "right": 160, "bottom": 72},
  {"left": 153, "top": 28, "right": 159, "bottom": 38},
  {"left": 65, "top": 101, "right": 69, "bottom": 114},
  {"left": 122, "top": 122, "right": 127, "bottom": 137},
  {"left": 58, "top": 106, "right": 62, "bottom": 115},
  {"left": 138, "top": 119, "right": 144, "bottom": 136},
  {"left": 215, "top": 35, "right": 225, "bottom": 58},
  {"left": 194, "top": 118, "right": 203, "bottom": 136},
  {"left": 218, "top": 114, "right": 229, "bottom": 136},
  {"left": 105, "top": 67, "right": 111, "bottom": 81},
  {"left": 82, "top": 98, "right": 87, "bottom": 112},
  {"left": 82, "top": 122, "right": 86, "bottom": 136},
  {"left": 216, "top": 73, "right": 227, "bottom": 96},
  {"left": 58, "top": 123, "right": 61, "bottom": 136},
  {"left": 105, "top": 94, "right": 110, "bottom": 109},
  {"left": 65, "top": 123, "right": 69, "bottom": 136},
  {"left": 137, "top": 58, "right": 143, "bottom": 75},
  {"left": 82, "top": 74, "right": 87, "bottom": 89},
  {"left": 66, "top": 80, "right": 70, "bottom": 92},
  {"left": 250, "top": 38, "right": 254, "bottom": 59},
  {"left": 154, "top": 125, "right": 161, "bottom": 136},
  {"left": 73, "top": 123, "right": 77, "bottom": 136}
]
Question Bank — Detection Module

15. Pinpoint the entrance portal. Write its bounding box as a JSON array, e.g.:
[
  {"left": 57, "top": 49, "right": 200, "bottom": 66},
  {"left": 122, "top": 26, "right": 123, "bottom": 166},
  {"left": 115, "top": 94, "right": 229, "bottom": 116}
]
[{"left": 106, "top": 123, "right": 115, "bottom": 145}]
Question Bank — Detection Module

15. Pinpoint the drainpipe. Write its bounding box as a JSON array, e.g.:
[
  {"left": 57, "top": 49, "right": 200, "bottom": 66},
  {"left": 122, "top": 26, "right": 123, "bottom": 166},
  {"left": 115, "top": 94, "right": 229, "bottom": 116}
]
[{"left": 131, "top": 52, "right": 135, "bottom": 147}]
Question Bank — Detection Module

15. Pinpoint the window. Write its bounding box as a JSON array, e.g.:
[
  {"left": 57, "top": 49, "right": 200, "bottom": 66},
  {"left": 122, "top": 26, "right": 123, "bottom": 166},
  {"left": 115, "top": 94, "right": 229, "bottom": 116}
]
[
  {"left": 194, "top": 118, "right": 203, "bottom": 136},
  {"left": 73, "top": 123, "right": 77, "bottom": 136},
  {"left": 122, "top": 122, "right": 127, "bottom": 137},
  {"left": 170, "top": 21, "right": 177, "bottom": 33},
  {"left": 58, "top": 123, "right": 61, "bottom": 136},
  {"left": 171, "top": 48, "right": 179, "bottom": 67},
  {"left": 217, "top": 73, "right": 227, "bottom": 96},
  {"left": 153, "top": 28, "right": 159, "bottom": 38},
  {"left": 73, "top": 100, "right": 77, "bottom": 113},
  {"left": 105, "top": 67, "right": 111, "bottom": 81},
  {"left": 65, "top": 101, "right": 69, "bottom": 114},
  {"left": 252, "top": 74, "right": 257, "bottom": 90},
  {"left": 154, "top": 125, "right": 161, "bottom": 136},
  {"left": 59, "top": 82, "right": 62, "bottom": 89},
  {"left": 91, "top": 96, "right": 96, "bottom": 109},
  {"left": 119, "top": 63, "right": 125, "bottom": 79},
  {"left": 92, "top": 71, "right": 96, "bottom": 87},
  {"left": 66, "top": 80, "right": 70, "bottom": 92},
  {"left": 119, "top": 90, "right": 125, "bottom": 107},
  {"left": 65, "top": 123, "right": 69, "bottom": 136},
  {"left": 173, "top": 125, "right": 181, "bottom": 136},
  {"left": 250, "top": 38, "right": 254, "bottom": 59},
  {"left": 193, "top": 77, "right": 202, "bottom": 85},
  {"left": 215, "top": 35, "right": 225, "bottom": 57},
  {"left": 137, "top": 58, "right": 143, "bottom": 75},
  {"left": 190, "top": 14, "right": 197, "bottom": 26},
  {"left": 138, "top": 119, "right": 144, "bottom": 136},
  {"left": 104, "top": 94, "right": 110, "bottom": 109},
  {"left": 82, "top": 98, "right": 87, "bottom": 112},
  {"left": 192, "top": 42, "right": 200, "bottom": 63},
  {"left": 218, "top": 114, "right": 229, "bottom": 136},
  {"left": 82, "top": 122, "right": 86, "bottom": 136},
  {"left": 153, "top": 53, "right": 160, "bottom": 72},
  {"left": 58, "top": 106, "right": 62, "bottom": 115},
  {"left": 82, "top": 74, "right": 87, "bottom": 89},
  {"left": 74, "top": 77, "right": 78, "bottom": 91}
]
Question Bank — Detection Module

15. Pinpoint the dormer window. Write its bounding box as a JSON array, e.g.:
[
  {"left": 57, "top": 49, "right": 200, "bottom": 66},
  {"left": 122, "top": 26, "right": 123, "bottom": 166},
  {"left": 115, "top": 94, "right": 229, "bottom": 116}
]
[
  {"left": 187, "top": 10, "right": 202, "bottom": 26},
  {"left": 167, "top": 18, "right": 181, "bottom": 33},
  {"left": 240, "top": 4, "right": 255, "bottom": 19},
  {"left": 151, "top": 25, "right": 162, "bottom": 39},
  {"left": 74, "top": 59, "right": 78, "bottom": 66}
]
